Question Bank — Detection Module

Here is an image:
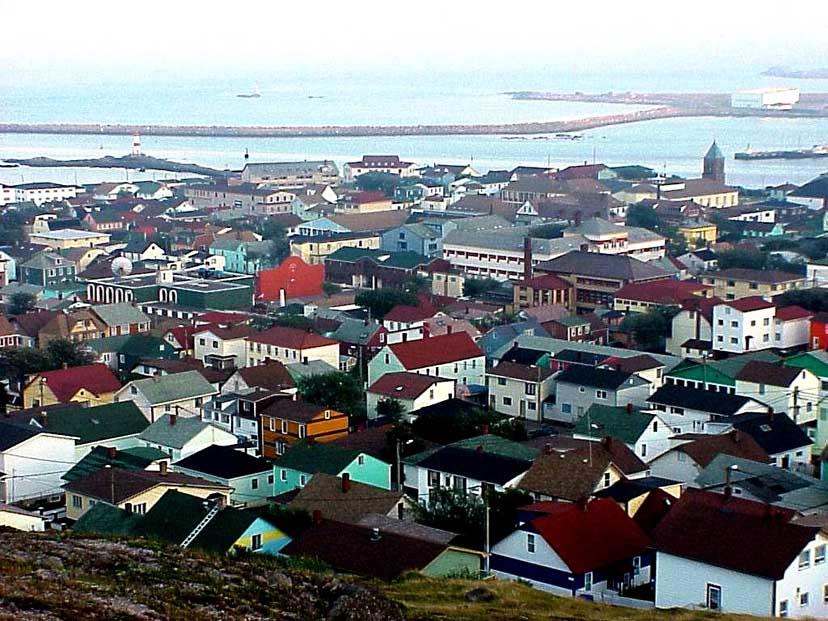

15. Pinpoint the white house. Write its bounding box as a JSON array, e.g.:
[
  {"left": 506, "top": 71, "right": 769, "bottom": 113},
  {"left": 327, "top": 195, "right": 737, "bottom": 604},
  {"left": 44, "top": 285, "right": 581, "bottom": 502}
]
[
  {"left": 194, "top": 325, "right": 252, "bottom": 370},
  {"left": 647, "top": 384, "right": 769, "bottom": 435},
  {"left": 138, "top": 414, "right": 237, "bottom": 461},
  {"left": 367, "top": 332, "right": 485, "bottom": 387},
  {"left": 552, "top": 366, "right": 651, "bottom": 424},
  {"left": 735, "top": 361, "right": 820, "bottom": 425},
  {"left": 486, "top": 361, "right": 555, "bottom": 422},
  {"left": 0, "top": 422, "right": 77, "bottom": 504},
  {"left": 381, "top": 305, "right": 431, "bottom": 344},
  {"left": 365, "top": 372, "right": 455, "bottom": 420},
  {"left": 115, "top": 370, "right": 218, "bottom": 422},
  {"left": 665, "top": 297, "right": 719, "bottom": 358},
  {"left": 573, "top": 404, "right": 674, "bottom": 462},
  {"left": 774, "top": 306, "right": 813, "bottom": 350},
  {"left": 491, "top": 498, "right": 652, "bottom": 599},
  {"left": 246, "top": 326, "right": 340, "bottom": 369},
  {"left": 653, "top": 488, "right": 828, "bottom": 618},
  {"left": 712, "top": 297, "right": 776, "bottom": 354}
]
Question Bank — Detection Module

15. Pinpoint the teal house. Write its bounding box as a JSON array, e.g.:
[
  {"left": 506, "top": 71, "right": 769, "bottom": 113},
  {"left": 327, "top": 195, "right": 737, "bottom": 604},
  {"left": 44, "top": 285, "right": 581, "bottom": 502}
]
[
  {"left": 173, "top": 445, "right": 275, "bottom": 508},
  {"left": 209, "top": 239, "right": 277, "bottom": 275},
  {"left": 86, "top": 334, "right": 181, "bottom": 376},
  {"left": 20, "top": 251, "right": 76, "bottom": 288},
  {"left": 274, "top": 441, "right": 391, "bottom": 496}
]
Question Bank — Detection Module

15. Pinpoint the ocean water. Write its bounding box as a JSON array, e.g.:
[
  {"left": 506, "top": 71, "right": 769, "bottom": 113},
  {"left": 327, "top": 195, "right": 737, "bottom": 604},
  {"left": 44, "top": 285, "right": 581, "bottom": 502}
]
[{"left": 2, "top": 70, "right": 828, "bottom": 188}]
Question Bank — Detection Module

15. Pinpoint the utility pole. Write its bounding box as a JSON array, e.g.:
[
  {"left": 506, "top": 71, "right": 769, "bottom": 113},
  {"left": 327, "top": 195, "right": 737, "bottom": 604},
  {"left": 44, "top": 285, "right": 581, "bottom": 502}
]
[
  {"left": 793, "top": 387, "right": 800, "bottom": 424},
  {"left": 484, "top": 491, "right": 491, "bottom": 577}
]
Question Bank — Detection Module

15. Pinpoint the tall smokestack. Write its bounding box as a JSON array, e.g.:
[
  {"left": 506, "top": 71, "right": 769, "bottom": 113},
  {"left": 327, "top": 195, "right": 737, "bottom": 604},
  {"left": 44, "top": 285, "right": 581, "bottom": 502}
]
[{"left": 523, "top": 237, "right": 533, "bottom": 281}]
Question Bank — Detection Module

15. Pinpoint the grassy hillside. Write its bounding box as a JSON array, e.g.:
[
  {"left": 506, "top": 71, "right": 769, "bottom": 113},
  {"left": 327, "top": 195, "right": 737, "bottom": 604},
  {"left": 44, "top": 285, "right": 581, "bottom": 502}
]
[{"left": 384, "top": 575, "right": 768, "bottom": 621}]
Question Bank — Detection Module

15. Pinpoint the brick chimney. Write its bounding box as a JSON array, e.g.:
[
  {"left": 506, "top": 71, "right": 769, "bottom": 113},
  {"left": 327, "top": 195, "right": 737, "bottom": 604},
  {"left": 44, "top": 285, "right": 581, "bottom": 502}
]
[
  {"left": 341, "top": 472, "right": 351, "bottom": 493},
  {"left": 108, "top": 447, "right": 117, "bottom": 460},
  {"left": 312, "top": 509, "right": 322, "bottom": 524},
  {"left": 169, "top": 414, "right": 177, "bottom": 426},
  {"left": 523, "top": 237, "right": 533, "bottom": 281}
]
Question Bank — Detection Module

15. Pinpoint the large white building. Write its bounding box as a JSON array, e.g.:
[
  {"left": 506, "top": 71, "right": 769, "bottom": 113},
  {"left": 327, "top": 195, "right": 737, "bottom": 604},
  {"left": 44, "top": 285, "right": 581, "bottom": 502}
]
[
  {"left": 731, "top": 87, "right": 800, "bottom": 110},
  {"left": 1, "top": 182, "right": 82, "bottom": 206},
  {"left": 712, "top": 297, "right": 776, "bottom": 354}
]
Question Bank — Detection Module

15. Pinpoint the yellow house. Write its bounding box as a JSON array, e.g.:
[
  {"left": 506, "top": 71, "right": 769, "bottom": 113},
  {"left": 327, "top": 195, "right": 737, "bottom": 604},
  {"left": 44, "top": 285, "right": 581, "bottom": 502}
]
[
  {"left": 290, "top": 233, "right": 380, "bottom": 265},
  {"left": 63, "top": 465, "right": 231, "bottom": 521},
  {"left": 678, "top": 220, "right": 718, "bottom": 245},
  {"left": 22, "top": 363, "right": 122, "bottom": 408}
]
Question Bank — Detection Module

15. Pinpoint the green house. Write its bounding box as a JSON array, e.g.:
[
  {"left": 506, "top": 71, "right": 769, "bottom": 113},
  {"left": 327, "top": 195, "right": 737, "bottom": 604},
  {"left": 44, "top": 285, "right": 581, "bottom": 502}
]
[
  {"left": 20, "top": 251, "right": 76, "bottom": 288},
  {"left": 209, "top": 238, "right": 276, "bottom": 275},
  {"left": 274, "top": 441, "right": 391, "bottom": 496},
  {"left": 86, "top": 334, "right": 180, "bottom": 376}
]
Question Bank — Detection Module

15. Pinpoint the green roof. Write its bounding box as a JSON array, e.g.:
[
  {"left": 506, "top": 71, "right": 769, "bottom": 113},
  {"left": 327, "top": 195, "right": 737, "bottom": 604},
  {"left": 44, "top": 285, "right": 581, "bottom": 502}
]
[
  {"left": 326, "top": 247, "right": 431, "bottom": 269},
  {"left": 138, "top": 415, "right": 217, "bottom": 449},
  {"left": 705, "top": 141, "right": 724, "bottom": 160},
  {"left": 574, "top": 405, "right": 653, "bottom": 445},
  {"left": 90, "top": 303, "right": 150, "bottom": 328},
  {"left": 668, "top": 350, "right": 781, "bottom": 386},
  {"left": 555, "top": 315, "right": 591, "bottom": 327},
  {"left": 279, "top": 442, "right": 362, "bottom": 475},
  {"left": 130, "top": 370, "right": 216, "bottom": 405},
  {"left": 72, "top": 502, "right": 143, "bottom": 536},
  {"left": 784, "top": 351, "right": 828, "bottom": 379},
  {"left": 63, "top": 444, "right": 166, "bottom": 483},
  {"left": 191, "top": 509, "right": 271, "bottom": 555},
  {"left": 31, "top": 401, "right": 148, "bottom": 446},
  {"left": 85, "top": 335, "right": 132, "bottom": 354},
  {"left": 406, "top": 434, "right": 539, "bottom": 465}
]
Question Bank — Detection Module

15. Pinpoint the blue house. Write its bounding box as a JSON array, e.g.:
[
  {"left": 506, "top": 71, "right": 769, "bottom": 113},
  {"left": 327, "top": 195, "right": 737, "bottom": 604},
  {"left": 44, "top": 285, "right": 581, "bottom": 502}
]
[
  {"left": 381, "top": 223, "right": 442, "bottom": 257},
  {"left": 491, "top": 498, "right": 653, "bottom": 599},
  {"left": 209, "top": 239, "right": 276, "bottom": 274}
]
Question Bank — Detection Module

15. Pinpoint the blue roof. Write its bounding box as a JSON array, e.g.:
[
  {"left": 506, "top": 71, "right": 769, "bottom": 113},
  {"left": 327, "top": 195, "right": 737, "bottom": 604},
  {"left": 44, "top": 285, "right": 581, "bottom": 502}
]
[{"left": 705, "top": 141, "right": 724, "bottom": 160}]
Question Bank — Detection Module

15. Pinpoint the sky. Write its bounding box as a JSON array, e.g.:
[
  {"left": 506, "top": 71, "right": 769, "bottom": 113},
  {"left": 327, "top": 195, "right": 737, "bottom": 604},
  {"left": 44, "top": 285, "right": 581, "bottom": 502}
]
[{"left": 3, "top": 1, "right": 828, "bottom": 86}]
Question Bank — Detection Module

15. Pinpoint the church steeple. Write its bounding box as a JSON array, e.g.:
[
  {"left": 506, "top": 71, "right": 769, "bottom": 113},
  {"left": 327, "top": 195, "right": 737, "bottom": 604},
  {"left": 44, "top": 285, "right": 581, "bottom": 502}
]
[{"left": 703, "top": 141, "right": 725, "bottom": 184}]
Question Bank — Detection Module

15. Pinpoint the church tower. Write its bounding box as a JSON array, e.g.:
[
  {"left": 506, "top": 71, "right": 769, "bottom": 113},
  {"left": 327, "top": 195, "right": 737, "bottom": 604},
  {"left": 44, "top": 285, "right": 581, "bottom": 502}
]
[{"left": 703, "top": 141, "right": 725, "bottom": 184}]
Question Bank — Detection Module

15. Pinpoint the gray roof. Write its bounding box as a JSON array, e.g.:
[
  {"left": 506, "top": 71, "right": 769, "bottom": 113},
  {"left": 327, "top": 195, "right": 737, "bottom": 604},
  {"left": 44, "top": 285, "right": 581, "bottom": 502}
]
[
  {"left": 492, "top": 334, "right": 681, "bottom": 370},
  {"left": 243, "top": 161, "right": 338, "bottom": 176},
  {"left": 128, "top": 370, "right": 217, "bottom": 405},
  {"left": 138, "top": 414, "right": 221, "bottom": 449},
  {"left": 705, "top": 141, "right": 724, "bottom": 160},
  {"left": 22, "top": 252, "right": 72, "bottom": 271},
  {"left": 285, "top": 360, "right": 339, "bottom": 379},
  {"left": 536, "top": 250, "right": 670, "bottom": 281},
  {"left": 448, "top": 215, "right": 512, "bottom": 231},
  {"left": 443, "top": 228, "right": 586, "bottom": 256},
  {"left": 566, "top": 217, "right": 623, "bottom": 237},
  {"left": 330, "top": 317, "right": 382, "bottom": 346},
  {"left": 357, "top": 513, "right": 457, "bottom": 545},
  {"left": 91, "top": 303, "right": 150, "bottom": 328}
]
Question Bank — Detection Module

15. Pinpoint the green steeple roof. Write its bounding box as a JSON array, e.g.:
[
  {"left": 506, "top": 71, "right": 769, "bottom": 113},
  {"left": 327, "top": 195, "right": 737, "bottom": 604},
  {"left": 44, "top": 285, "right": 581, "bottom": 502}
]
[{"left": 705, "top": 141, "right": 724, "bottom": 160}]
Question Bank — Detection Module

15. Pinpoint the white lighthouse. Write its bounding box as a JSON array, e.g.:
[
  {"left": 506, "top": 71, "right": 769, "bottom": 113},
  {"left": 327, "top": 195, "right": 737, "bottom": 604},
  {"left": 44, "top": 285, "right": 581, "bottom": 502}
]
[{"left": 132, "top": 132, "right": 142, "bottom": 156}]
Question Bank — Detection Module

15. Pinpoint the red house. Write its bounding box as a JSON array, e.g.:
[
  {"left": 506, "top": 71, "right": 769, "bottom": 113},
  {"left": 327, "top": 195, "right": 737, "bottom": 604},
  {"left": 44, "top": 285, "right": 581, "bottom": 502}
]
[
  {"left": 257, "top": 256, "right": 324, "bottom": 303},
  {"left": 810, "top": 312, "right": 828, "bottom": 350}
]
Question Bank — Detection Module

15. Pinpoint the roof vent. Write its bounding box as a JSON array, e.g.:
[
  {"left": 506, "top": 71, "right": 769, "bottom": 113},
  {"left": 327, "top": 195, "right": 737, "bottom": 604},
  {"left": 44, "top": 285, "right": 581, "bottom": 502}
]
[{"left": 370, "top": 527, "right": 381, "bottom": 542}]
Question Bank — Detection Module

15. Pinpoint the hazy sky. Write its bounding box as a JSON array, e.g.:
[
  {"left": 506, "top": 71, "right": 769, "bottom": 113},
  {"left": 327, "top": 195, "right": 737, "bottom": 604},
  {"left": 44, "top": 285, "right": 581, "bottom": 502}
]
[{"left": 3, "top": 1, "right": 828, "bottom": 85}]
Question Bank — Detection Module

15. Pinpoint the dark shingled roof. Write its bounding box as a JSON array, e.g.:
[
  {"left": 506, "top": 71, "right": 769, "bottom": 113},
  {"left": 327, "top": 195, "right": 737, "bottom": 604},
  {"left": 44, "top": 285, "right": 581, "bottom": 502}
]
[
  {"left": 555, "top": 365, "right": 641, "bottom": 391},
  {"left": 727, "top": 411, "right": 812, "bottom": 455},
  {"left": 652, "top": 488, "right": 817, "bottom": 580},
  {"left": 418, "top": 446, "right": 532, "bottom": 485},
  {"left": 536, "top": 250, "right": 670, "bottom": 282},
  {"left": 647, "top": 384, "right": 762, "bottom": 416},
  {"left": 288, "top": 474, "right": 404, "bottom": 525},
  {"left": 282, "top": 518, "right": 448, "bottom": 580},
  {"left": 736, "top": 361, "right": 806, "bottom": 387},
  {"left": 173, "top": 445, "right": 272, "bottom": 480}
]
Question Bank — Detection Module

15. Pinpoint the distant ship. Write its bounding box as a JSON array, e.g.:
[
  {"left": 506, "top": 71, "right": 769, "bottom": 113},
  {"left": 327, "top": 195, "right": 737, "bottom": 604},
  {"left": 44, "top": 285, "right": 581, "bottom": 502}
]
[
  {"left": 735, "top": 144, "right": 828, "bottom": 160},
  {"left": 237, "top": 83, "right": 261, "bottom": 99}
]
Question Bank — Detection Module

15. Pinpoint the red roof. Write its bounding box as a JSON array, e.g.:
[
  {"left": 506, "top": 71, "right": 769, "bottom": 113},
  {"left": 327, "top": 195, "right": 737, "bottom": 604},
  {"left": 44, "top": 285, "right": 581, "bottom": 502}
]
[
  {"left": 515, "top": 273, "right": 571, "bottom": 290},
  {"left": 368, "top": 372, "right": 452, "bottom": 399},
  {"left": 197, "top": 311, "right": 250, "bottom": 325},
  {"left": 31, "top": 364, "right": 121, "bottom": 402},
  {"left": 775, "top": 305, "right": 813, "bottom": 321},
  {"left": 721, "top": 296, "right": 775, "bottom": 313},
  {"left": 344, "top": 191, "right": 388, "bottom": 204},
  {"left": 651, "top": 489, "right": 816, "bottom": 580},
  {"left": 384, "top": 305, "right": 433, "bottom": 323},
  {"left": 248, "top": 326, "right": 337, "bottom": 350},
  {"left": 529, "top": 498, "right": 651, "bottom": 574},
  {"left": 614, "top": 279, "right": 710, "bottom": 305},
  {"left": 389, "top": 332, "right": 482, "bottom": 369}
]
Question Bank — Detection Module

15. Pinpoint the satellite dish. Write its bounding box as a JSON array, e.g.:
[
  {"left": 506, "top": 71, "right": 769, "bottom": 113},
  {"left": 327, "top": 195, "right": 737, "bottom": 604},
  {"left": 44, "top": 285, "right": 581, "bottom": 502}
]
[{"left": 112, "top": 257, "right": 133, "bottom": 278}]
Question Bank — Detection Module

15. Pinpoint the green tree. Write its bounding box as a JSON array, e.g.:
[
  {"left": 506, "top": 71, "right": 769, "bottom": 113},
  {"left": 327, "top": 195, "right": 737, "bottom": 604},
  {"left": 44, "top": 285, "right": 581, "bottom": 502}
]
[
  {"left": 297, "top": 371, "right": 364, "bottom": 419},
  {"left": 621, "top": 305, "right": 680, "bottom": 352},
  {"left": 376, "top": 398, "right": 406, "bottom": 420},
  {"left": 0, "top": 347, "right": 53, "bottom": 386},
  {"left": 273, "top": 315, "right": 315, "bottom": 331},
  {"left": 625, "top": 204, "right": 662, "bottom": 231},
  {"left": 354, "top": 172, "right": 402, "bottom": 197},
  {"left": 462, "top": 278, "right": 500, "bottom": 297},
  {"left": 44, "top": 338, "right": 96, "bottom": 369},
  {"left": 7, "top": 292, "right": 36, "bottom": 316},
  {"left": 529, "top": 223, "right": 566, "bottom": 239},
  {"left": 716, "top": 248, "right": 768, "bottom": 271},
  {"left": 354, "top": 289, "right": 418, "bottom": 319},
  {"left": 777, "top": 288, "right": 828, "bottom": 313}
]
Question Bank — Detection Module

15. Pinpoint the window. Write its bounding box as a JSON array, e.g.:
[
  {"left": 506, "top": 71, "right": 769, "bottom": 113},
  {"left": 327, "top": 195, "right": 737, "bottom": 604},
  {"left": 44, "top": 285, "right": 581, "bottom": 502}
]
[
  {"left": 357, "top": 455, "right": 365, "bottom": 465},
  {"left": 131, "top": 503, "right": 147, "bottom": 515},
  {"left": 428, "top": 470, "right": 440, "bottom": 488},
  {"left": 641, "top": 444, "right": 647, "bottom": 458},
  {"left": 251, "top": 478, "right": 259, "bottom": 490},
  {"left": 816, "top": 545, "right": 826, "bottom": 565},
  {"left": 267, "top": 474, "right": 274, "bottom": 485},
  {"left": 584, "top": 572, "right": 593, "bottom": 592},
  {"left": 596, "top": 390, "right": 607, "bottom": 400},
  {"left": 603, "top": 472, "right": 611, "bottom": 488},
  {"left": 299, "top": 475, "right": 307, "bottom": 487},
  {"left": 731, "top": 321, "right": 738, "bottom": 328},
  {"left": 561, "top": 403, "right": 572, "bottom": 414},
  {"left": 780, "top": 599, "right": 789, "bottom": 617},
  {"left": 525, "top": 383, "right": 536, "bottom": 396},
  {"left": 453, "top": 476, "right": 467, "bottom": 492},
  {"left": 652, "top": 421, "right": 658, "bottom": 432},
  {"left": 706, "top": 584, "right": 722, "bottom": 611},
  {"left": 324, "top": 410, "right": 331, "bottom": 420},
  {"left": 298, "top": 425, "right": 306, "bottom": 439},
  {"left": 199, "top": 338, "right": 206, "bottom": 346},
  {"left": 72, "top": 494, "right": 83, "bottom": 508},
  {"left": 578, "top": 386, "right": 585, "bottom": 393},
  {"left": 280, "top": 469, "right": 287, "bottom": 482},
  {"left": 497, "top": 377, "right": 507, "bottom": 386},
  {"left": 251, "top": 534, "right": 262, "bottom": 551},
  {"left": 281, "top": 420, "right": 288, "bottom": 434},
  {"left": 799, "top": 549, "right": 811, "bottom": 569},
  {"left": 526, "top": 533, "right": 536, "bottom": 554},
  {"left": 503, "top": 397, "right": 512, "bottom": 406},
  {"left": 824, "top": 584, "right": 828, "bottom": 604},
  {"left": 131, "top": 385, "right": 138, "bottom": 395},
  {"left": 730, "top": 337, "right": 738, "bottom": 344},
  {"left": 764, "top": 317, "right": 770, "bottom": 326},
  {"left": 800, "top": 591, "right": 809, "bottom": 607}
]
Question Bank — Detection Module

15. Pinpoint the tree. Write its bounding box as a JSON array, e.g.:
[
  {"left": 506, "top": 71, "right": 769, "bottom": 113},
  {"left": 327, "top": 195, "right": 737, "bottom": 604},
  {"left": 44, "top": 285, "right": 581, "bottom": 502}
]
[
  {"left": 777, "top": 288, "right": 828, "bottom": 313},
  {"left": 354, "top": 289, "right": 418, "bottom": 319},
  {"left": 322, "top": 282, "right": 340, "bottom": 297},
  {"left": 621, "top": 305, "right": 680, "bottom": 352},
  {"left": 297, "top": 372, "right": 364, "bottom": 419},
  {"left": 529, "top": 223, "right": 566, "bottom": 239},
  {"left": 625, "top": 204, "right": 662, "bottom": 231},
  {"left": 8, "top": 292, "right": 36, "bottom": 316},
  {"left": 376, "top": 398, "right": 405, "bottom": 420},
  {"left": 273, "top": 315, "right": 315, "bottom": 331},
  {"left": 462, "top": 278, "right": 500, "bottom": 298},
  {"left": 44, "top": 338, "right": 96, "bottom": 369},
  {"left": 354, "top": 172, "right": 402, "bottom": 197},
  {"left": 716, "top": 248, "right": 768, "bottom": 271},
  {"left": 0, "top": 347, "right": 52, "bottom": 387}
]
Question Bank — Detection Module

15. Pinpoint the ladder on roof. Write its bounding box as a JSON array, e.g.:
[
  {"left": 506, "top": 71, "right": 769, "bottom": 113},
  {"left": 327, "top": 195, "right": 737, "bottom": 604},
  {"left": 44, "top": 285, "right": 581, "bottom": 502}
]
[{"left": 180, "top": 504, "right": 220, "bottom": 549}]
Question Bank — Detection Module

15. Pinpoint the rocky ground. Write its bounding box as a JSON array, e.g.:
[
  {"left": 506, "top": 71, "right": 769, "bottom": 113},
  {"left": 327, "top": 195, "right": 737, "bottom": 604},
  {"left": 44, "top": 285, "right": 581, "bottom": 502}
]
[{"left": 0, "top": 530, "right": 404, "bottom": 621}]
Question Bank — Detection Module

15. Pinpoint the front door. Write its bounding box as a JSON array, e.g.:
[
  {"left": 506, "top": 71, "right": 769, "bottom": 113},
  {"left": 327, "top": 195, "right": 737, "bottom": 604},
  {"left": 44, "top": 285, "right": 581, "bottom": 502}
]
[{"left": 706, "top": 584, "right": 722, "bottom": 611}]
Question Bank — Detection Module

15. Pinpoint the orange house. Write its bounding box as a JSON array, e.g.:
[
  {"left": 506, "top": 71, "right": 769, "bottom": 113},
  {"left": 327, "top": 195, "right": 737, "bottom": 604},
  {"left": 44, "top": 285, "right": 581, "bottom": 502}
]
[
  {"left": 259, "top": 399, "right": 348, "bottom": 458},
  {"left": 256, "top": 256, "right": 324, "bottom": 302}
]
